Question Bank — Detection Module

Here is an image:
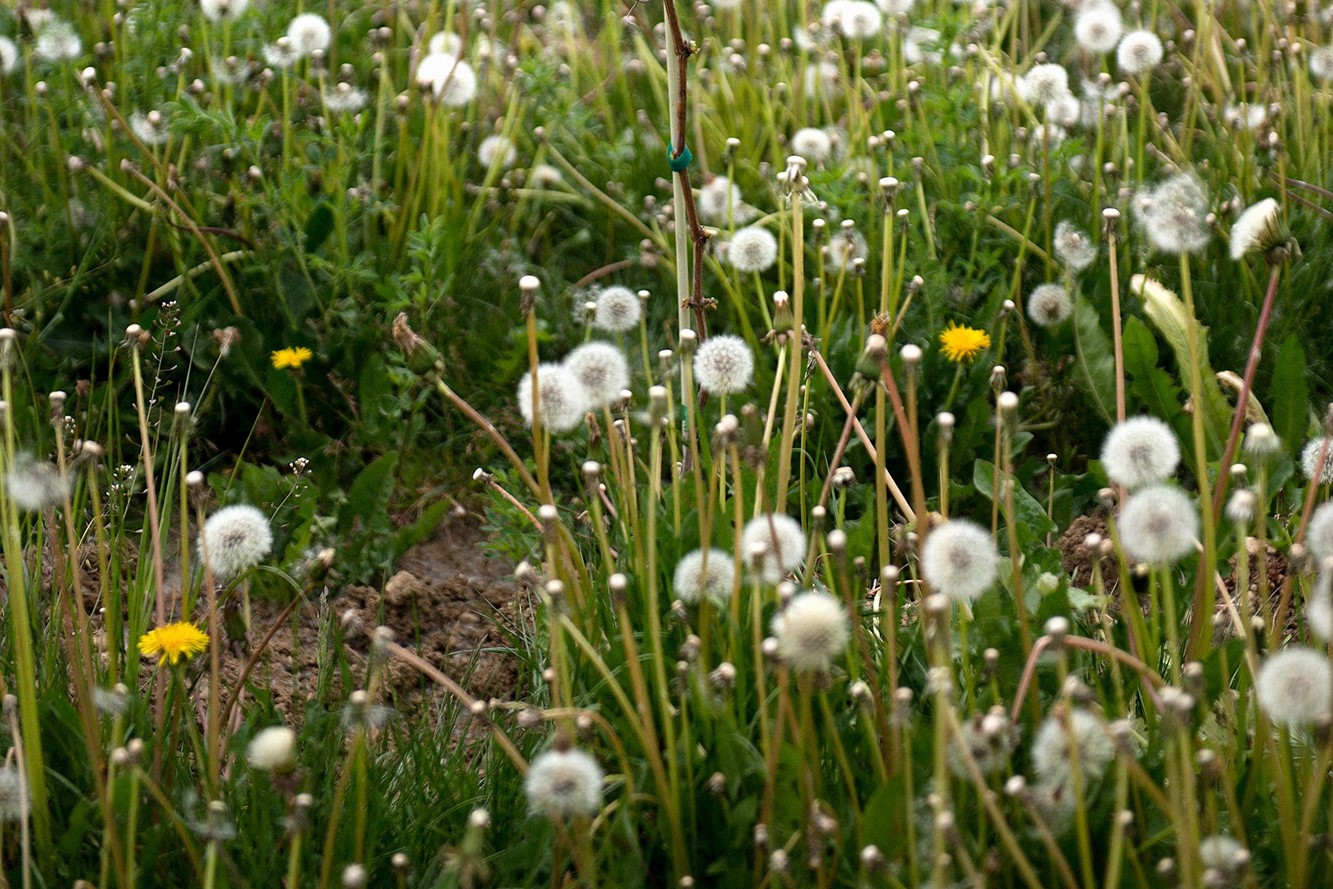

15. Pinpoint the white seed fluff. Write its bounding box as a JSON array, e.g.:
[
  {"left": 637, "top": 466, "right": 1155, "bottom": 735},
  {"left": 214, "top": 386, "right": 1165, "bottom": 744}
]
[
  {"left": 592, "top": 285, "right": 642, "bottom": 332},
  {"left": 427, "top": 32, "right": 463, "bottom": 57},
  {"left": 286, "top": 13, "right": 332, "bottom": 57},
  {"left": 1026, "top": 283, "right": 1073, "bottom": 328},
  {"left": 822, "top": 0, "right": 883, "bottom": 39},
  {"left": 697, "top": 176, "right": 757, "bottom": 225},
  {"left": 1255, "top": 647, "right": 1332, "bottom": 727},
  {"left": 1301, "top": 437, "right": 1333, "bottom": 485},
  {"left": 790, "top": 127, "right": 834, "bottom": 164},
  {"left": 200, "top": 0, "right": 250, "bottom": 22},
  {"left": 516, "top": 364, "right": 590, "bottom": 433},
  {"left": 416, "top": 53, "right": 477, "bottom": 106},
  {"left": 920, "top": 519, "right": 1001, "bottom": 603},
  {"left": 1053, "top": 220, "right": 1097, "bottom": 271},
  {"left": 1229, "top": 197, "right": 1280, "bottom": 260},
  {"left": 0, "top": 37, "right": 17, "bottom": 75},
  {"left": 772, "top": 591, "right": 851, "bottom": 673},
  {"left": 477, "top": 134, "right": 516, "bottom": 169},
  {"left": 34, "top": 21, "right": 82, "bottom": 61},
  {"left": 1031, "top": 709, "right": 1116, "bottom": 790},
  {"left": 694, "top": 335, "right": 755, "bottom": 395},
  {"left": 1116, "top": 30, "right": 1164, "bottom": 74},
  {"left": 1101, "top": 416, "right": 1181, "bottom": 489},
  {"left": 727, "top": 226, "right": 779, "bottom": 273},
  {"left": 524, "top": 748, "right": 604, "bottom": 818},
  {"left": 1136, "top": 173, "right": 1211, "bottom": 255},
  {"left": 1308, "top": 570, "right": 1333, "bottom": 642},
  {"left": 1306, "top": 502, "right": 1333, "bottom": 562},
  {"left": 200, "top": 504, "right": 274, "bottom": 580},
  {"left": 0, "top": 767, "right": 29, "bottom": 822},
  {"left": 1019, "top": 64, "right": 1070, "bottom": 106},
  {"left": 246, "top": 726, "right": 297, "bottom": 771},
  {"left": 5, "top": 460, "right": 70, "bottom": 512},
  {"left": 1074, "top": 2, "right": 1122, "bottom": 54},
  {"left": 563, "top": 342, "right": 630, "bottom": 409},
  {"left": 741, "top": 513, "right": 807, "bottom": 583},
  {"left": 1309, "top": 46, "right": 1333, "bottom": 83},
  {"left": 673, "top": 548, "right": 735, "bottom": 605},
  {"left": 1117, "top": 485, "right": 1198, "bottom": 565}
]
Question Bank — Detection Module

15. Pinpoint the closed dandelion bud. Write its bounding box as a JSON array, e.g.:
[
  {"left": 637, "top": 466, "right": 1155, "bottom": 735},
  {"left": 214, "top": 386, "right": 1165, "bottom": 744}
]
[
  {"left": 711, "top": 661, "right": 737, "bottom": 689},
  {"left": 769, "top": 850, "right": 789, "bottom": 873},
  {"left": 892, "top": 687, "right": 914, "bottom": 726},
  {"left": 861, "top": 845, "right": 885, "bottom": 871},
  {"left": 392, "top": 313, "right": 442, "bottom": 374},
  {"left": 648, "top": 386, "right": 669, "bottom": 426},
  {"left": 771, "top": 290, "right": 793, "bottom": 330},
  {"left": 1044, "top": 616, "right": 1070, "bottom": 643}
]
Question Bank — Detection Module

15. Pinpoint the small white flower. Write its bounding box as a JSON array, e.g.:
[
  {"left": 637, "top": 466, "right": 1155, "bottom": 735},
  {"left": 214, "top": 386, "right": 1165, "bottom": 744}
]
[
  {"left": 516, "top": 364, "right": 589, "bottom": 433},
  {"left": 1255, "top": 647, "right": 1332, "bottom": 727},
  {"left": 1101, "top": 416, "right": 1180, "bottom": 489},
  {"left": 247, "top": 726, "right": 297, "bottom": 771},
  {"left": 694, "top": 335, "right": 754, "bottom": 394},
  {"left": 772, "top": 591, "right": 850, "bottom": 672},
  {"left": 727, "top": 226, "right": 779, "bottom": 273},
  {"left": 524, "top": 747, "right": 603, "bottom": 818},
  {"left": 1074, "top": 2, "right": 1122, "bottom": 54},
  {"left": 920, "top": 519, "right": 1000, "bottom": 603},
  {"left": 1026, "top": 283, "right": 1072, "bottom": 328},
  {"left": 286, "top": 13, "right": 332, "bottom": 58},
  {"left": 200, "top": 504, "right": 274, "bottom": 580},
  {"left": 592, "top": 285, "right": 641, "bottom": 332},
  {"left": 478, "top": 134, "right": 517, "bottom": 169},
  {"left": 1229, "top": 197, "right": 1280, "bottom": 260},
  {"left": 673, "top": 548, "right": 735, "bottom": 605},
  {"left": 562, "top": 342, "right": 629, "bottom": 409},
  {"left": 1116, "top": 30, "right": 1164, "bottom": 74},
  {"left": 1117, "top": 485, "right": 1198, "bottom": 565},
  {"left": 741, "top": 514, "right": 806, "bottom": 583}
]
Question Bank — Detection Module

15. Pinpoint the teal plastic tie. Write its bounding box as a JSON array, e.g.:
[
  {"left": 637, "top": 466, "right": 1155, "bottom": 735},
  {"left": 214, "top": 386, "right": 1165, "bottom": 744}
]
[{"left": 667, "top": 143, "right": 694, "bottom": 173}]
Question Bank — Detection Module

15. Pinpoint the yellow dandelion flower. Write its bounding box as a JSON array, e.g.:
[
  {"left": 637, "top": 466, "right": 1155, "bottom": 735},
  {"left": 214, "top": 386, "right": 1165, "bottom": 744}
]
[
  {"left": 138, "top": 621, "right": 209, "bottom": 666},
  {"left": 271, "top": 346, "right": 313, "bottom": 370},
  {"left": 938, "top": 322, "right": 991, "bottom": 363}
]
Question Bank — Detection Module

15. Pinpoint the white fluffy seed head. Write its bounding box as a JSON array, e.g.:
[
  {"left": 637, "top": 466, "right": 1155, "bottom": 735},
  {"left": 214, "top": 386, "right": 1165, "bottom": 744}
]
[
  {"left": 790, "top": 127, "right": 834, "bottom": 164},
  {"left": 741, "top": 514, "right": 807, "bottom": 583},
  {"left": 920, "top": 519, "right": 1001, "bottom": 603},
  {"left": 697, "top": 176, "right": 756, "bottom": 225},
  {"left": 825, "top": 230, "right": 868, "bottom": 271},
  {"left": 0, "top": 37, "right": 17, "bottom": 75},
  {"left": 694, "top": 335, "right": 754, "bottom": 395},
  {"left": 200, "top": 504, "right": 274, "bottom": 580},
  {"left": 1244, "top": 422, "right": 1280, "bottom": 457},
  {"left": 524, "top": 748, "right": 604, "bottom": 818},
  {"left": 1198, "top": 835, "right": 1249, "bottom": 878},
  {"left": 1136, "top": 173, "right": 1212, "bottom": 255},
  {"left": 1306, "top": 503, "right": 1333, "bottom": 563},
  {"left": 1311, "top": 46, "right": 1333, "bottom": 82},
  {"left": 246, "top": 726, "right": 297, "bottom": 772},
  {"left": 673, "top": 548, "right": 735, "bottom": 605},
  {"left": 1019, "top": 63, "right": 1070, "bottom": 106},
  {"left": 1101, "top": 416, "right": 1181, "bottom": 488},
  {"left": 1117, "top": 30, "right": 1164, "bottom": 74},
  {"left": 727, "top": 226, "right": 779, "bottom": 272},
  {"left": 1255, "top": 647, "right": 1332, "bottom": 727},
  {"left": 1053, "top": 220, "right": 1096, "bottom": 271},
  {"left": 0, "top": 767, "right": 30, "bottom": 822},
  {"left": 1074, "top": 2, "right": 1122, "bottom": 54},
  {"left": 428, "top": 32, "right": 463, "bottom": 56},
  {"left": 286, "top": 13, "right": 332, "bottom": 57},
  {"left": 477, "top": 134, "right": 516, "bottom": 169},
  {"left": 5, "top": 459, "right": 70, "bottom": 512},
  {"left": 516, "top": 364, "right": 589, "bottom": 433},
  {"left": 1301, "top": 437, "right": 1333, "bottom": 485},
  {"left": 592, "top": 285, "right": 641, "bottom": 332},
  {"left": 821, "top": 0, "right": 883, "bottom": 39},
  {"left": 562, "top": 342, "right": 630, "bottom": 409},
  {"left": 416, "top": 53, "right": 477, "bottom": 106},
  {"left": 200, "top": 0, "right": 250, "bottom": 22},
  {"left": 1308, "top": 569, "right": 1333, "bottom": 642},
  {"left": 1031, "top": 708, "right": 1115, "bottom": 790},
  {"left": 1026, "top": 283, "right": 1072, "bottom": 327},
  {"left": 1117, "top": 485, "right": 1198, "bottom": 565},
  {"left": 1229, "top": 198, "right": 1281, "bottom": 260},
  {"left": 772, "top": 591, "right": 851, "bottom": 673}
]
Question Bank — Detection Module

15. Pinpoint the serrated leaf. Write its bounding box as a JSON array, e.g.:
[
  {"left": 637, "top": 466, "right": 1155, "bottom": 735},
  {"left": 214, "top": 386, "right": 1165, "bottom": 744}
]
[{"left": 338, "top": 452, "right": 398, "bottom": 535}]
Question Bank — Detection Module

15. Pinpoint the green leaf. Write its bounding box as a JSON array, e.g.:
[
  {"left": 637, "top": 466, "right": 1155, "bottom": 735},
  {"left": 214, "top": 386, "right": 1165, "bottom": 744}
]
[
  {"left": 304, "top": 201, "right": 335, "bottom": 253},
  {"left": 1072, "top": 295, "right": 1115, "bottom": 423},
  {"left": 338, "top": 452, "right": 398, "bottom": 535},
  {"left": 393, "top": 499, "right": 451, "bottom": 559},
  {"left": 1270, "top": 334, "right": 1309, "bottom": 455},
  {"left": 1123, "top": 317, "right": 1186, "bottom": 431},
  {"left": 972, "top": 459, "right": 1057, "bottom": 547}
]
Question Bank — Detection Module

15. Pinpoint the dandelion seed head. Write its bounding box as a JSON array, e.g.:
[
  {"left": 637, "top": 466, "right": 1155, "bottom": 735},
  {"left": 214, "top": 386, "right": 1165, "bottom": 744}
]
[
  {"left": 698, "top": 176, "right": 756, "bottom": 225},
  {"left": 200, "top": 0, "right": 250, "bottom": 22},
  {"left": 1255, "top": 647, "right": 1332, "bottom": 727},
  {"left": 1117, "top": 485, "right": 1198, "bottom": 565},
  {"left": 741, "top": 514, "right": 807, "bottom": 583},
  {"left": 1074, "top": 2, "right": 1122, "bottom": 54},
  {"left": 772, "top": 591, "right": 850, "bottom": 673},
  {"left": 0, "top": 768, "right": 30, "bottom": 822},
  {"left": 804, "top": 59, "right": 842, "bottom": 94},
  {"left": 1101, "top": 416, "right": 1181, "bottom": 488},
  {"left": 904, "top": 26, "right": 943, "bottom": 65},
  {"left": 1031, "top": 708, "right": 1116, "bottom": 790},
  {"left": 200, "top": 504, "right": 274, "bottom": 579},
  {"left": 1117, "top": 29, "right": 1164, "bottom": 74},
  {"left": 1229, "top": 197, "right": 1281, "bottom": 260},
  {"left": 5, "top": 459, "right": 70, "bottom": 512},
  {"left": 1198, "top": 835, "right": 1249, "bottom": 884},
  {"left": 478, "top": 134, "right": 517, "bottom": 169},
  {"left": 563, "top": 342, "right": 630, "bottom": 409},
  {"left": 1223, "top": 102, "right": 1266, "bottom": 131},
  {"left": 247, "top": 726, "right": 297, "bottom": 772},
  {"left": 34, "top": 20, "right": 82, "bottom": 62},
  {"left": 1310, "top": 46, "right": 1333, "bottom": 83},
  {"left": 825, "top": 229, "right": 867, "bottom": 270},
  {"left": 694, "top": 335, "right": 755, "bottom": 395},
  {"left": 0, "top": 37, "right": 17, "bottom": 76},
  {"left": 525, "top": 747, "right": 603, "bottom": 818},
  {"left": 592, "top": 285, "right": 642, "bottom": 332},
  {"left": 727, "top": 226, "right": 779, "bottom": 272},
  {"left": 1053, "top": 220, "right": 1097, "bottom": 271},
  {"left": 129, "top": 110, "right": 170, "bottom": 146},
  {"left": 428, "top": 32, "right": 463, "bottom": 56},
  {"left": 950, "top": 710, "right": 1019, "bottom": 777},
  {"left": 1137, "top": 172, "right": 1211, "bottom": 255},
  {"left": 417, "top": 53, "right": 477, "bottom": 106},
  {"left": 1019, "top": 63, "right": 1070, "bottom": 106},
  {"left": 877, "top": 0, "right": 915, "bottom": 13},
  {"left": 1306, "top": 503, "right": 1333, "bottom": 563},
  {"left": 920, "top": 519, "right": 1001, "bottom": 602},
  {"left": 790, "top": 127, "right": 834, "bottom": 164},
  {"left": 673, "top": 548, "right": 735, "bottom": 605},
  {"left": 1026, "top": 283, "right": 1073, "bottom": 328},
  {"left": 324, "top": 82, "right": 369, "bottom": 114},
  {"left": 286, "top": 13, "right": 332, "bottom": 57},
  {"left": 516, "top": 364, "right": 590, "bottom": 433},
  {"left": 262, "top": 40, "right": 299, "bottom": 69},
  {"left": 1301, "top": 437, "right": 1333, "bottom": 485},
  {"left": 821, "top": 0, "right": 883, "bottom": 39},
  {"left": 1307, "top": 569, "right": 1333, "bottom": 642}
]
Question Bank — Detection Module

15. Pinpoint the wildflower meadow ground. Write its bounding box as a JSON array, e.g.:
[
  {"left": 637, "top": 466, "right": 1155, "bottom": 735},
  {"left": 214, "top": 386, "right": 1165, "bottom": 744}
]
[{"left": 1, "top": 0, "right": 1333, "bottom": 886}]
